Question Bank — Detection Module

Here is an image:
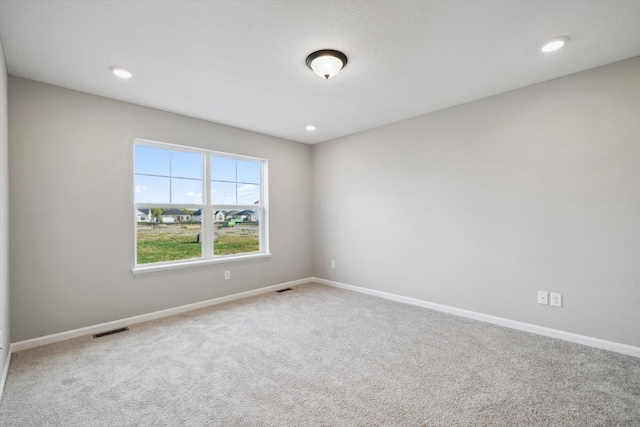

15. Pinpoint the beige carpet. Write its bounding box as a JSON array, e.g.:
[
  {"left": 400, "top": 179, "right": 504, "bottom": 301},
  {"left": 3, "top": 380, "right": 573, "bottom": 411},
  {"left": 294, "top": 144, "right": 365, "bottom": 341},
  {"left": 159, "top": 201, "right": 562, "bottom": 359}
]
[{"left": 1, "top": 283, "right": 639, "bottom": 426}]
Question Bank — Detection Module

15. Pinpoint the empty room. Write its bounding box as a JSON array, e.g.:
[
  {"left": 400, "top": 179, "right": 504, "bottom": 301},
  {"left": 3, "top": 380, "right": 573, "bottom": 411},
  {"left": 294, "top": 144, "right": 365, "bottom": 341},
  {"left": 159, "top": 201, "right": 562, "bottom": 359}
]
[{"left": 0, "top": 0, "right": 639, "bottom": 425}]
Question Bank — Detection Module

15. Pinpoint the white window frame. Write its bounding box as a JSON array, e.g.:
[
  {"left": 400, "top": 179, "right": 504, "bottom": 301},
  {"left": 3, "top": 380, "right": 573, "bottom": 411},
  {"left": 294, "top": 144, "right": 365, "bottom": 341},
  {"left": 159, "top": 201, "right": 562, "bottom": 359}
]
[{"left": 132, "top": 138, "right": 270, "bottom": 274}]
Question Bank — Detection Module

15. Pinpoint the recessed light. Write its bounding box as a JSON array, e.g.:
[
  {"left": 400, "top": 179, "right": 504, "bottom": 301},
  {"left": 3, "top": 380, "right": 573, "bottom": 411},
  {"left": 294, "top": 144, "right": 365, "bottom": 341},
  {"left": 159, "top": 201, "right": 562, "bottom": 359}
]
[
  {"left": 541, "top": 36, "right": 569, "bottom": 53},
  {"left": 109, "top": 66, "right": 133, "bottom": 79},
  {"left": 306, "top": 125, "right": 317, "bottom": 131}
]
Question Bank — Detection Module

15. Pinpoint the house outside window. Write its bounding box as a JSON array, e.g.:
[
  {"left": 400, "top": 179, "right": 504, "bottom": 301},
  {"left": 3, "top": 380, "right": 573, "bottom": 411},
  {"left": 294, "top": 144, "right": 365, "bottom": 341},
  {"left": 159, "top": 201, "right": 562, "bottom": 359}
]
[{"left": 133, "top": 139, "right": 269, "bottom": 272}]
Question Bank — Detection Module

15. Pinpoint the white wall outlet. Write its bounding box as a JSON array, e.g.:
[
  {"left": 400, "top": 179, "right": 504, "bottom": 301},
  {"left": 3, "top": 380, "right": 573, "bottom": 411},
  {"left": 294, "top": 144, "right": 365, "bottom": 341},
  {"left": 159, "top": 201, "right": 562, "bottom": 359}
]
[
  {"left": 550, "top": 293, "right": 562, "bottom": 307},
  {"left": 224, "top": 270, "right": 230, "bottom": 280},
  {"left": 538, "top": 291, "right": 548, "bottom": 305},
  {"left": 331, "top": 260, "right": 336, "bottom": 269}
]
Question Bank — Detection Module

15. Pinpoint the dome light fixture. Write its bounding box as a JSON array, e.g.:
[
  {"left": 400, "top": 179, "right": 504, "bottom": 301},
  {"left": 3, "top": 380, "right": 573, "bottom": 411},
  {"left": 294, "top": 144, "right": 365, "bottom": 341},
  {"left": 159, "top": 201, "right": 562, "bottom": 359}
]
[
  {"left": 541, "top": 36, "right": 569, "bottom": 53},
  {"left": 306, "top": 50, "right": 347, "bottom": 80},
  {"left": 305, "top": 125, "right": 317, "bottom": 131},
  {"left": 109, "top": 66, "right": 133, "bottom": 79}
]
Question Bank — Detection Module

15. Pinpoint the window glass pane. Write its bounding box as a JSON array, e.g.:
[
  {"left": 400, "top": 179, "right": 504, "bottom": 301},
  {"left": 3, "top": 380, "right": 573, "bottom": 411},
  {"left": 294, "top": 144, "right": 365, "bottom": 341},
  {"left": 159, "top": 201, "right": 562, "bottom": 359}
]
[
  {"left": 237, "top": 183, "right": 260, "bottom": 205},
  {"left": 135, "top": 146, "right": 170, "bottom": 176},
  {"left": 211, "top": 156, "right": 236, "bottom": 182},
  {"left": 136, "top": 207, "right": 202, "bottom": 264},
  {"left": 171, "top": 151, "right": 202, "bottom": 179},
  {"left": 214, "top": 209, "right": 260, "bottom": 256},
  {"left": 237, "top": 160, "right": 260, "bottom": 184},
  {"left": 171, "top": 178, "right": 203, "bottom": 204},
  {"left": 134, "top": 141, "right": 266, "bottom": 268},
  {"left": 212, "top": 181, "right": 236, "bottom": 205},
  {"left": 134, "top": 175, "right": 170, "bottom": 203}
]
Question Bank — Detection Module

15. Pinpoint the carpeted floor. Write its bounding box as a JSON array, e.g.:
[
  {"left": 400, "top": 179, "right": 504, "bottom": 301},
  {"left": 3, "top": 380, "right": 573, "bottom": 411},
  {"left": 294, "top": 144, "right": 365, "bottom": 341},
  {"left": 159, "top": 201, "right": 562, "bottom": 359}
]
[{"left": 1, "top": 283, "right": 639, "bottom": 426}]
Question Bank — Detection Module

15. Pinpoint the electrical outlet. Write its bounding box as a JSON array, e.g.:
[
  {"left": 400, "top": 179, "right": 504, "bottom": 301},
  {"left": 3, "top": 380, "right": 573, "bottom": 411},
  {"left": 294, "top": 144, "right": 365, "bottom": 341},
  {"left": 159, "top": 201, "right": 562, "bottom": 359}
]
[
  {"left": 331, "top": 260, "right": 336, "bottom": 269},
  {"left": 550, "top": 293, "right": 562, "bottom": 307},
  {"left": 538, "top": 291, "right": 548, "bottom": 305},
  {"left": 224, "top": 270, "right": 230, "bottom": 280}
]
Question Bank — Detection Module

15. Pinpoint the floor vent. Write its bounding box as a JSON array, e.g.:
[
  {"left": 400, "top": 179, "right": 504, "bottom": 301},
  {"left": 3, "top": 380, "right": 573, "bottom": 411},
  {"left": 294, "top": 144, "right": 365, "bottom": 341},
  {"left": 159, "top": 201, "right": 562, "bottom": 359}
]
[
  {"left": 276, "top": 288, "right": 293, "bottom": 293},
  {"left": 93, "top": 327, "right": 129, "bottom": 338}
]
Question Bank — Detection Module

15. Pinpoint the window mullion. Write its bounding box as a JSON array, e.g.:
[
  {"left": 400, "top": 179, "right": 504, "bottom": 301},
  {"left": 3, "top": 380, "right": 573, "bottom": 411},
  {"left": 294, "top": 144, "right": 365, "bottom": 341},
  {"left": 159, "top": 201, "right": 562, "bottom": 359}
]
[
  {"left": 169, "top": 151, "right": 173, "bottom": 203},
  {"left": 203, "top": 154, "right": 213, "bottom": 259}
]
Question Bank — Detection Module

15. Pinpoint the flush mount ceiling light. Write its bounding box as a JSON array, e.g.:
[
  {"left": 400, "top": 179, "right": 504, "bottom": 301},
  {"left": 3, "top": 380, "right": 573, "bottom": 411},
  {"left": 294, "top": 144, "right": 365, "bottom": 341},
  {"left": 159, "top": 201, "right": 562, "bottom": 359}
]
[
  {"left": 109, "top": 66, "right": 133, "bottom": 79},
  {"left": 305, "top": 125, "right": 317, "bottom": 131},
  {"left": 306, "top": 50, "right": 347, "bottom": 80},
  {"left": 541, "top": 36, "right": 569, "bottom": 53}
]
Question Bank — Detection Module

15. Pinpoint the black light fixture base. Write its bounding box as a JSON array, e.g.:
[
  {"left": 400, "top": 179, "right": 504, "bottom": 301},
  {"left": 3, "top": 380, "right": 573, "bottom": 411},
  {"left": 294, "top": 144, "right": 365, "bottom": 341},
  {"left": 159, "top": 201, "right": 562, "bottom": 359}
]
[{"left": 305, "top": 49, "right": 348, "bottom": 78}]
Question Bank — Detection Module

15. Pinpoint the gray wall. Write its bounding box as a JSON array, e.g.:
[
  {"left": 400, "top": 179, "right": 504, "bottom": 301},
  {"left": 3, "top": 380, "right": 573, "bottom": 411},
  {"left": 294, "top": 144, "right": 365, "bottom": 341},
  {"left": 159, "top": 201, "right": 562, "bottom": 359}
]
[
  {"left": 7, "top": 57, "right": 640, "bottom": 348},
  {"left": 0, "top": 39, "right": 9, "bottom": 368},
  {"left": 9, "top": 77, "right": 312, "bottom": 342},
  {"left": 312, "top": 57, "right": 640, "bottom": 348}
]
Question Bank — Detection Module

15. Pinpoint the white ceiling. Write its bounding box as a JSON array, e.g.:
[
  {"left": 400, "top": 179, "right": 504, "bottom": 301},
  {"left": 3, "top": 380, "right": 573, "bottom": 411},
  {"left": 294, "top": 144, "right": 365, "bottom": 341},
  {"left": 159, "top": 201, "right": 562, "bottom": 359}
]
[{"left": 1, "top": 0, "right": 640, "bottom": 144}]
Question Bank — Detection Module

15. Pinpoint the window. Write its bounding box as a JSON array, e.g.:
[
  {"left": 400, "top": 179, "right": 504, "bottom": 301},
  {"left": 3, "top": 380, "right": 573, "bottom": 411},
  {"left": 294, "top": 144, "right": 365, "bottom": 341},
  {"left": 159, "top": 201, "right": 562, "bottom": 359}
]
[{"left": 133, "top": 139, "right": 268, "bottom": 272}]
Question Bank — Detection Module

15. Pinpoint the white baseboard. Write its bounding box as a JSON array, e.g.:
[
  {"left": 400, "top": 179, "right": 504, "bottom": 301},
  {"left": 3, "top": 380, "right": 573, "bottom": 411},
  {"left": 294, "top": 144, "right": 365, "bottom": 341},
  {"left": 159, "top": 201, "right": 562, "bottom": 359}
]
[
  {"left": 10, "top": 277, "right": 312, "bottom": 353},
  {"left": 9, "top": 275, "right": 639, "bottom": 359},
  {"left": 0, "top": 350, "right": 11, "bottom": 402},
  {"left": 312, "top": 277, "right": 640, "bottom": 358}
]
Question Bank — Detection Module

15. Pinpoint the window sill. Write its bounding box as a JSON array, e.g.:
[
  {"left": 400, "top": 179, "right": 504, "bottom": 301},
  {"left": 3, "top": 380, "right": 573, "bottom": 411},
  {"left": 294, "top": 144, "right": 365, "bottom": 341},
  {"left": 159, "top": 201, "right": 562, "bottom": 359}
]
[{"left": 132, "top": 252, "right": 272, "bottom": 275}]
